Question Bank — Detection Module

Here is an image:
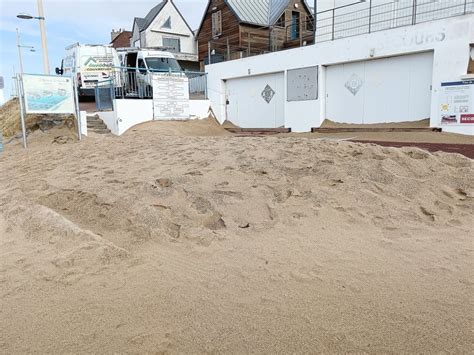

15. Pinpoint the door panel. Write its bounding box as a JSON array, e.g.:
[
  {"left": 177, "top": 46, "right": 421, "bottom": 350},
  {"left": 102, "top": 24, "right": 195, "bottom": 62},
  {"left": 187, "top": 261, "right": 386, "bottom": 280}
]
[
  {"left": 226, "top": 72, "right": 284, "bottom": 128},
  {"left": 326, "top": 52, "right": 433, "bottom": 124}
]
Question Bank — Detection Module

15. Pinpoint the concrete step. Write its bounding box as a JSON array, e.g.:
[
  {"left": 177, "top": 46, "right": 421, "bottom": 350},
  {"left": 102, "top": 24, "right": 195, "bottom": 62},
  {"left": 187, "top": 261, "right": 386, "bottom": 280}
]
[
  {"left": 89, "top": 128, "right": 111, "bottom": 134},
  {"left": 86, "top": 115, "right": 110, "bottom": 134},
  {"left": 87, "top": 122, "right": 108, "bottom": 128}
]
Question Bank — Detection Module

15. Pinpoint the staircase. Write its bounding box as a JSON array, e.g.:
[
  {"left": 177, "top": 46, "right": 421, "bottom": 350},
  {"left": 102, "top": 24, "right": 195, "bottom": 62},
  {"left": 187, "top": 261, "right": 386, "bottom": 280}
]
[{"left": 87, "top": 115, "right": 111, "bottom": 134}]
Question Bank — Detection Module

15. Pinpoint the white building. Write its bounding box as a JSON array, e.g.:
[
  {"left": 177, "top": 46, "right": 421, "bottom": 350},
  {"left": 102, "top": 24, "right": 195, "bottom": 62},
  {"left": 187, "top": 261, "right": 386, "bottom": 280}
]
[
  {"left": 205, "top": 2, "right": 474, "bottom": 135},
  {"left": 131, "top": 0, "right": 199, "bottom": 71}
]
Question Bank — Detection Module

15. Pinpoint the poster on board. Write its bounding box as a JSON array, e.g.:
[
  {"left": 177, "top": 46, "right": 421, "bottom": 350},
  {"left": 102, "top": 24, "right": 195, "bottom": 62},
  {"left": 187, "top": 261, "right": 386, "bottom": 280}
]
[
  {"left": 439, "top": 80, "right": 474, "bottom": 125},
  {"left": 152, "top": 74, "right": 189, "bottom": 120},
  {"left": 22, "top": 74, "right": 75, "bottom": 114}
]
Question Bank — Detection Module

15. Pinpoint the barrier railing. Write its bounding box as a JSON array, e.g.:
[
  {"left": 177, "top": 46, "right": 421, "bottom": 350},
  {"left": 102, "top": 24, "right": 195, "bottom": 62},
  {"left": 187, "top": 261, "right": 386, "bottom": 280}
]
[
  {"left": 99, "top": 67, "right": 207, "bottom": 100},
  {"left": 206, "top": 0, "right": 474, "bottom": 64}
]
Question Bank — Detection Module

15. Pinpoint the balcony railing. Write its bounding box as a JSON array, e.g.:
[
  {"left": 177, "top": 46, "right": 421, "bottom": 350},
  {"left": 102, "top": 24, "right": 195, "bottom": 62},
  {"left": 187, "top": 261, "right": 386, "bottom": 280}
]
[{"left": 206, "top": 0, "right": 474, "bottom": 65}]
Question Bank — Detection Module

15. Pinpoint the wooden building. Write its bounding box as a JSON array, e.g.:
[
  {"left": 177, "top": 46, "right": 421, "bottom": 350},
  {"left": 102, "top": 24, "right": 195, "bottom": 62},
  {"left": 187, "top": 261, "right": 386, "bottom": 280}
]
[{"left": 196, "top": 0, "right": 314, "bottom": 69}]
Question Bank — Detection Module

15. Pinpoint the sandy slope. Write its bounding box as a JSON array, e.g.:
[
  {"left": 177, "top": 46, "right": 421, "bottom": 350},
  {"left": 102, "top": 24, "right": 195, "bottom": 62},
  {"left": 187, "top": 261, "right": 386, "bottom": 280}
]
[{"left": 0, "top": 121, "right": 473, "bottom": 353}]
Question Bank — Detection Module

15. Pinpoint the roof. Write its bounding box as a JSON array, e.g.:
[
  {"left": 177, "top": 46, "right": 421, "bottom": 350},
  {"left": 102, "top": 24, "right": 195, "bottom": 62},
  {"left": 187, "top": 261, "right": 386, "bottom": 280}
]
[
  {"left": 141, "top": 0, "right": 167, "bottom": 30},
  {"left": 134, "top": 17, "right": 146, "bottom": 31},
  {"left": 227, "top": 0, "right": 294, "bottom": 26},
  {"left": 197, "top": 0, "right": 313, "bottom": 36},
  {"left": 133, "top": 0, "right": 194, "bottom": 34}
]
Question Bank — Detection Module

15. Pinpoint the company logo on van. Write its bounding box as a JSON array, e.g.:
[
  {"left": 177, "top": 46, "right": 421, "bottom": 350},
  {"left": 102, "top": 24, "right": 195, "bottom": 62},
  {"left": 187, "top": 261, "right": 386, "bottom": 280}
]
[{"left": 83, "top": 56, "right": 114, "bottom": 72}]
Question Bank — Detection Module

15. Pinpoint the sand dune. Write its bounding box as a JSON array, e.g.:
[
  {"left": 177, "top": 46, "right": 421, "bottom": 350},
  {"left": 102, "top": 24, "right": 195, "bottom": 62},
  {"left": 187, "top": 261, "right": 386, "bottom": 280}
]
[{"left": 0, "top": 121, "right": 473, "bottom": 353}]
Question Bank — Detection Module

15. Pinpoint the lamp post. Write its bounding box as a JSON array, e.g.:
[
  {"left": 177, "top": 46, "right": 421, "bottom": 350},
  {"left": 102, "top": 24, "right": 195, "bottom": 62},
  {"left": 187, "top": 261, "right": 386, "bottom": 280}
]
[
  {"left": 16, "top": 28, "right": 36, "bottom": 75},
  {"left": 17, "top": 0, "right": 50, "bottom": 74}
]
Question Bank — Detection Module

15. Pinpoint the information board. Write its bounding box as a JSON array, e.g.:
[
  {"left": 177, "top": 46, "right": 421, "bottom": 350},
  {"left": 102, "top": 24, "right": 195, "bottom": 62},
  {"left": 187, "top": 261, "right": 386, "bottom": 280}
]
[
  {"left": 22, "top": 74, "right": 75, "bottom": 114},
  {"left": 439, "top": 80, "right": 474, "bottom": 125},
  {"left": 287, "top": 66, "right": 318, "bottom": 102},
  {"left": 152, "top": 74, "right": 190, "bottom": 120}
]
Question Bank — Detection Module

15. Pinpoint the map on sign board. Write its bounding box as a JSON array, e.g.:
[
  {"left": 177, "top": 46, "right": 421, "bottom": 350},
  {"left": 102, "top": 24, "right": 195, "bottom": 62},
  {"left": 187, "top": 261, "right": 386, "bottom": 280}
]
[
  {"left": 22, "top": 74, "right": 75, "bottom": 114},
  {"left": 152, "top": 74, "right": 190, "bottom": 120},
  {"left": 439, "top": 80, "right": 474, "bottom": 125}
]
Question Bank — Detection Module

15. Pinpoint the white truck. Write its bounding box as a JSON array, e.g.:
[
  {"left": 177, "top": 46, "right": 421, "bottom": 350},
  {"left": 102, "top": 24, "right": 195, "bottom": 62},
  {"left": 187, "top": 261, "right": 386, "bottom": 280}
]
[
  {"left": 55, "top": 43, "right": 122, "bottom": 97},
  {"left": 118, "top": 49, "right": 182, "bottom": 98}
]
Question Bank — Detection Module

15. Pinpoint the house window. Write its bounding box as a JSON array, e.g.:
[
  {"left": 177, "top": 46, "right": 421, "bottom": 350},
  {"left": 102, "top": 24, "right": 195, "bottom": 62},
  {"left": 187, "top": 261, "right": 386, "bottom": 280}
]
[
  {"left": 212, "top": 11, "right": 222, "bottom": 37},
  {"left": 275, "top": 13, "right": 285, "bottom": 28},
  {"left": 304, "top": 15, "right": 314, "bottom": 32},
  {"left": 162, "top": 16, "right": 171, "bottom": 29},
  {"left": 163, "top": 37, "right": 181, "bottom": 53}
]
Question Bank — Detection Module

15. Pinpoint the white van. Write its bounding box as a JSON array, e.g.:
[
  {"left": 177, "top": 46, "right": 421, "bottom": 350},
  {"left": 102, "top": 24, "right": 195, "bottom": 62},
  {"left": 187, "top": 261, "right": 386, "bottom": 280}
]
[
  {"left": 56, "top": 43, "right": 122, "bottom": 97},
  {"left": 118, "top": 49, "right": 182, "bottom": 98}
]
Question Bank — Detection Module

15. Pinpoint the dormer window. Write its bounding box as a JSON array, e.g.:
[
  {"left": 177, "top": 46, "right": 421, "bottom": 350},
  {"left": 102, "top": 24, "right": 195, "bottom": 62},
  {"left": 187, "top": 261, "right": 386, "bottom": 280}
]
[{"left": 162, "top": 16, "right": 171, "bottom": 29}]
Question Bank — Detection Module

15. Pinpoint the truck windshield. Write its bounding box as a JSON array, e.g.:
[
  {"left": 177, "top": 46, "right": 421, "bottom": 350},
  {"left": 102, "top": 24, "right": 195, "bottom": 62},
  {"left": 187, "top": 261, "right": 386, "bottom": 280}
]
[{"left": 145, "top": 57, "right": 181, "bottom": 72}]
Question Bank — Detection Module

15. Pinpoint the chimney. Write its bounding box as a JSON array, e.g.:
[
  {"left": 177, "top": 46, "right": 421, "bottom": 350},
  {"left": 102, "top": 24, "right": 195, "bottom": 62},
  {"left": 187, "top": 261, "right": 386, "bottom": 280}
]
[{"left": 111, "top": 28, "right": 122, "bottom": 42}]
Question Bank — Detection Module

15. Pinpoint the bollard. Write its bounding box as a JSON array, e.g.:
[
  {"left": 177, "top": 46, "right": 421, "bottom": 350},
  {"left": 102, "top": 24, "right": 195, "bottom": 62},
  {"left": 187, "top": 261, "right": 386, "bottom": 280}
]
[{"left": 0, "top": 133, "right": 3, "bottom": 153}]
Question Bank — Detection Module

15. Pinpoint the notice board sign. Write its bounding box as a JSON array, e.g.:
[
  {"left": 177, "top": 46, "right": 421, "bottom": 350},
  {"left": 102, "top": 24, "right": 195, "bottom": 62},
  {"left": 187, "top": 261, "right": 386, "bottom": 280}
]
[
  {"left": 152, "top": 74, "right": 189, "bottom": 120},
  {"left": 287, "top": 66, "right": 318, "bottom": 101},
  {"left": 23, "top": 74, "right": 75, "bottom": 114},
  {"left": 439, "top": 80, "right": 474, "bottom": 125}
]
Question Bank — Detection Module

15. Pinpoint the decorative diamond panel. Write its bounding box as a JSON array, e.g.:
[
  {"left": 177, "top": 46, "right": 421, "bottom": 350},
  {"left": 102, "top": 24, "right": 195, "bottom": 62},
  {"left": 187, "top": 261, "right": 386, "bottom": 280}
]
[
  {"left": 261, "top": 84, "right": 275, "bottom": 104},
  {"left": 345, "top": 74, "right": 364, "bottom": 96}
]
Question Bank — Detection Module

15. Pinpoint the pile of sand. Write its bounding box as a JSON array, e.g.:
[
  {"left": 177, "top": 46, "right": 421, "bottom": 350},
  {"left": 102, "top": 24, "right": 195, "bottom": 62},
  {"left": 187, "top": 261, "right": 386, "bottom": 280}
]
[
  {"left": 321, "top": 118, "right": 431, "bottom": 129},
  {"left": 0, "top": 98, "right": 77, "bottom": 139},
  {"left": 128, "top": 117, "right": 231, "bottom": 137},
  {"left": 0, "top": 122, "right": 473, "bottom": 353}
]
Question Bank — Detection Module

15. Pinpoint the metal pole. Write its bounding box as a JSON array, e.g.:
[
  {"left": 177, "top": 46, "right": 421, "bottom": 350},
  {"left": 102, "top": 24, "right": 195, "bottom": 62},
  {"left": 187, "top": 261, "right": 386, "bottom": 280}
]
[
  {"left": 331, "top": 9, "right": 335, "bottom": 40},
  {"left": 37, "top": 0, "right": 50, "bottom": 74},
  {"left": 73, "top": 75, "right": 82, "bottom": 140},
  {"left": 17, "top": 74, "right": 28, "bottom": 149},
  {"left": 464, "top": 0, "right": 467, "bottom": 14},
  {"left": 268, "top": 0, "right": 272, "bottom": 51},
  {"left": 208, "top": 41, "right": 212, "bottom": 65},
  {"left": 313, "top": 0, "right": 317, "bottom": 44},
  {"left": 16, "top": 28, "right": 24, "bottom": 74},
  {"left": 412, "top": 0, "right": 417, "bottom": 25},
  {"left": 368, "top": 0, "right": 372, "bottom": 33}
]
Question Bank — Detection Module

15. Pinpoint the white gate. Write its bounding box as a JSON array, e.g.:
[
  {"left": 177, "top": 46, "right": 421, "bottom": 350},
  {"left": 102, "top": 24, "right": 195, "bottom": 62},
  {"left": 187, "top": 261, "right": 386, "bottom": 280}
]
[
  {"left": 225, "top": 72, "right": 285, "bottom": 128},
  {"left": 326, "top": 52, "right": 434, "bottom": 124}
]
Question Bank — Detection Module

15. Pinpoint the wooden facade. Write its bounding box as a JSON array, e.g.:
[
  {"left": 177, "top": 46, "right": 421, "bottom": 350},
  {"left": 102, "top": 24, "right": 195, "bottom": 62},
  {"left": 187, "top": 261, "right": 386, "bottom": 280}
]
[{"left": 196, "top": 0, "right": 314, "bottom": 68}]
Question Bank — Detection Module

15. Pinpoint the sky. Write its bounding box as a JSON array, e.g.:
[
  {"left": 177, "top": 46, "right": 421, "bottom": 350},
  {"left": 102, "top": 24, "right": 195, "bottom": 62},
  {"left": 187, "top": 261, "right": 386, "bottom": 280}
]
[{"left": 0, "top": 0, "right": 208, "bottom": 101}]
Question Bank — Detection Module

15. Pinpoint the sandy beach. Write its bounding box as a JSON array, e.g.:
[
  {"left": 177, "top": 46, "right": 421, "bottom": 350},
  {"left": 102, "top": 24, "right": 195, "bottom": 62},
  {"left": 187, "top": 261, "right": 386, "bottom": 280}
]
[{"left": 0, "top": 120, "right": 473, "bottom": 353}]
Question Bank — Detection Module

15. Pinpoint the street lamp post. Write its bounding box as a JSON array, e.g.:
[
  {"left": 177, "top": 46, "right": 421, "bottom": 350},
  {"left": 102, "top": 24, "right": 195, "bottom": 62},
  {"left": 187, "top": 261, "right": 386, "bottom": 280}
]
[
  {"left": 16, "top": 28, "right": 35, "bottom": 149},
  {"left": 17, "top": 0, "right": 50, "bottom": 74}
]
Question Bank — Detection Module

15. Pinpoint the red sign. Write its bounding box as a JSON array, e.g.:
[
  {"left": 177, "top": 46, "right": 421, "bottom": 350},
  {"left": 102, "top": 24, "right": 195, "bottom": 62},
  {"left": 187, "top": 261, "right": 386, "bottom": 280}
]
[{"left": 460, "top": 114, "right": 474, "bottom": 124}]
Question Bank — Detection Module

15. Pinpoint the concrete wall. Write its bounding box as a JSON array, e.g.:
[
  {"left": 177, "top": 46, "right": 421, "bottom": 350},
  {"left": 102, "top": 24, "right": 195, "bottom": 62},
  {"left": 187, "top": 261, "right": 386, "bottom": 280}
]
[
  {"left": 98, "top": 99, "right": 211, "bottom": 136},
  {"left": 205, "top": 14, "right": 474, "bottom": 134},
  {"left": 80, "top": 111, "right": 88, "bottom": 136}
]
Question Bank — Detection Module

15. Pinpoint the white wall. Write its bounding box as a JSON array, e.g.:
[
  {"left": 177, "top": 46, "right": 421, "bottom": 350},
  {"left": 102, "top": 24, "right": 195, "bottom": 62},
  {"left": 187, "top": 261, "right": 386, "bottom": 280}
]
[
  {"left": 206, "top": 14, "right": 474, "bottom": 134},
  {"left": 189, "top": 100, "right": 211, "bottom": 119},
  {"left": 142, "top": 0, "right": 197, "bottom": 55},
  {"left": 80, "top": 111, "right": 88, "bottom": 136},
  {"left": 98, "top": 99, "right": 211, "bottom": 136}
]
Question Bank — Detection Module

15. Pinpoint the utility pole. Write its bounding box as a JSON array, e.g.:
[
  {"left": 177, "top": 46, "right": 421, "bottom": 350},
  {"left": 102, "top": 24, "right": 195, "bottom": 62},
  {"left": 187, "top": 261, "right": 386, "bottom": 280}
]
[{"left": 37, "top": 0, "right": 50, "bottom": 74}]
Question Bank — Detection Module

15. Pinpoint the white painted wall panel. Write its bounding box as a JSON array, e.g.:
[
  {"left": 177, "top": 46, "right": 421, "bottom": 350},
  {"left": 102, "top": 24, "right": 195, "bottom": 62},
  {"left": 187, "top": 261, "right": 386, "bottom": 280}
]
[
  {"left": 226, "top": 72, "right": 285, "bottom": 128},
  {"left": 206, "top": 14, "right": 474, "bottom": 134},
  {"left": 326, "top": 52, "right": 433, "bottom": 124}
]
